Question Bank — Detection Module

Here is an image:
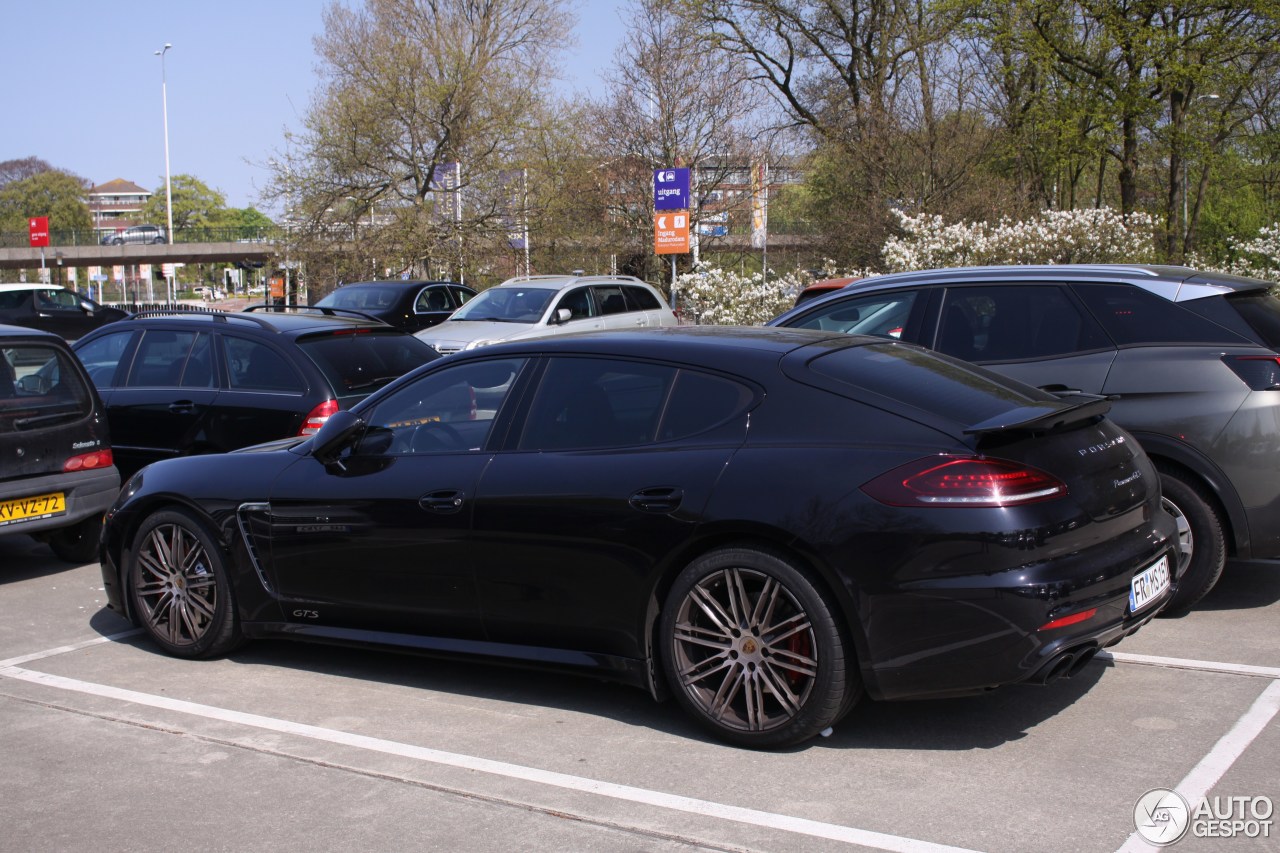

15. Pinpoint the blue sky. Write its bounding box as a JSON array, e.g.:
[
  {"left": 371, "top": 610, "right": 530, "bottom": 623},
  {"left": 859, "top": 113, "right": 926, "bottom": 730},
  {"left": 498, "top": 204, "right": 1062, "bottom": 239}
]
[{"left": 2, "top": 1, "right": 627, "bottom": 213}]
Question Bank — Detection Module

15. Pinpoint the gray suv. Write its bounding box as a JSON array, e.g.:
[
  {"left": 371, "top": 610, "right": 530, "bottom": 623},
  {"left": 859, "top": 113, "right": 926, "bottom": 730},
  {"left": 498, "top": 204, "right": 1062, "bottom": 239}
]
[{"left": 770, "top": 264, "right": 1280, "bottom": 613}]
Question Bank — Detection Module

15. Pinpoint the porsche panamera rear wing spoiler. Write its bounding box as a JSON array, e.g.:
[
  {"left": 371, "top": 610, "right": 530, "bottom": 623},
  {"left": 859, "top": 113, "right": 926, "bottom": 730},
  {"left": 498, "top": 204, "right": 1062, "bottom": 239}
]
[{"left": 963, "top": 394, "right": 1112, "bottom": 436}]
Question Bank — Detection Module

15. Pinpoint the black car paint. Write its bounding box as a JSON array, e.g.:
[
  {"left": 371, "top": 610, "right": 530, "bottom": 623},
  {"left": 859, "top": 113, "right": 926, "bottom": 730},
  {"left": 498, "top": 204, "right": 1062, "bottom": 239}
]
[
  {"left": 312, "top": 281, "right": 476, "bottom": 334},
  {"left": 0, "top": 287, "right": 127, "bottom": 341},
  {"left": 100, "top": 327, "right": 1176, "bottom": 708}
]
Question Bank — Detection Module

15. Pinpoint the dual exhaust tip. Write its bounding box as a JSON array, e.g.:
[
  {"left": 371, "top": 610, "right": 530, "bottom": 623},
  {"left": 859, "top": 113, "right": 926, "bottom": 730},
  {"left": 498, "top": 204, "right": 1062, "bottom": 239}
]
[{"left": 1032, "top": 645, "right": 1099, "bottom": 685}]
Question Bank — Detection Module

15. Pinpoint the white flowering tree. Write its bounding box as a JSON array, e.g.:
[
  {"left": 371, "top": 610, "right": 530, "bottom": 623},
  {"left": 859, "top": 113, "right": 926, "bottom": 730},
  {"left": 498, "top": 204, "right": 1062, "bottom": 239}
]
[
  {"left": 1193, "top": 225, "right": 1280, "bottom": 283},
  {"left": 672, "top": 267, "right": 799, "bottom": 325},
  {"left": 881, "top": 208, "right": 1158, "bottom": 272}
]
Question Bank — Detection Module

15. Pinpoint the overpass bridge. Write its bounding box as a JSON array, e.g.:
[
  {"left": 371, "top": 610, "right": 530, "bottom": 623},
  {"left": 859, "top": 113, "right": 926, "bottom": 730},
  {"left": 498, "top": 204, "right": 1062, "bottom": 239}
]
[{"left": 0, "top": 228, "right": 279, "bottom": 271}]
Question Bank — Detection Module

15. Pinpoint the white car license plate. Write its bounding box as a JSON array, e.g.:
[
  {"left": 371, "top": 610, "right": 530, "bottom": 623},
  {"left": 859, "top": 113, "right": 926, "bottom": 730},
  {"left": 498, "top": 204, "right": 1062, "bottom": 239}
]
[{"left": 1129, "top": 555, "right": 1171, "bottom": 613}]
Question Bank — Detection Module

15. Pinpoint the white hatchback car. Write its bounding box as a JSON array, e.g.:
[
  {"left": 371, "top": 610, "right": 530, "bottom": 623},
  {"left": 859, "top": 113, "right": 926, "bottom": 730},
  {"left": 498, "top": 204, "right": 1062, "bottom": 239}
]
[{"left": 416, "top": 274, "right": 677, "bottom": 354}]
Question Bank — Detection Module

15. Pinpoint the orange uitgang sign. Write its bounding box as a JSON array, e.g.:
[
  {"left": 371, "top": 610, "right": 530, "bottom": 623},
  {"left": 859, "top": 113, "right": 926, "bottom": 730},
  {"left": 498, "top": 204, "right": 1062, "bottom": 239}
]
[{"left": 654, "top": 210, "right": 690, "bottom": 255}]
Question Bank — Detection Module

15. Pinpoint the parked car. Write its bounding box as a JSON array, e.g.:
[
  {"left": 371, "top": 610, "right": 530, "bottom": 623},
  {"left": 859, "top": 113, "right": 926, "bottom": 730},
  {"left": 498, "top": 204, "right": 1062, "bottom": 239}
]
[
  {"left": 72, "top": 308, "right": 438, "bottom": 478},
  {"left": 770, "top": 263, "right": 1280, "bottom": 614},
  {"left": 312, "top": 280, "right": 476, "bottom": 333},
  {"left": 101, "top": 225, "right": 168, "bottom": 245},
  {"left": 98, "top": 326, "right": 1176, "bottom": 748},
  {"left": 793, "top": 276, "right": 860, "bottom": 307},
  {"left": 1, "top": 324, "right": 120, "bottom": 562},
  {"left": 0, "top": 284, "right": 128, "bottom": 341},
  {"left": 416, "top": 274, "right": 676, "bottom": 354}
]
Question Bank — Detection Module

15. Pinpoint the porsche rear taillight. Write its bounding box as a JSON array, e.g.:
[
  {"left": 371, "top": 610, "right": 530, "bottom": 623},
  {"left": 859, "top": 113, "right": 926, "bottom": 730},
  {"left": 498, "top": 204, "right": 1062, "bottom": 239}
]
[
  {"left": 300, "top": 399, "right": 340, "bottom": 435},
  {"left": 862, "top": 456, "right": 1067, "bottom": 507},
  {"left": 63, "top": 449, "right": 113, "bottom": 472}
]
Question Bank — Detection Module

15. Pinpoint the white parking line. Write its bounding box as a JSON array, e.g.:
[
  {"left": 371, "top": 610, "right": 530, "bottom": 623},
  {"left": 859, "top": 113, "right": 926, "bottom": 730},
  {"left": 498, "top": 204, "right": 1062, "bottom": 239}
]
[
  {"left": 1101, "top": 650, "right": 1280, "bottom": 679},
  {"left": 1114, "top": 679, "right": 1280, "bottom": 853},
  {"left": 0, "top": 662, "right": 981, "bottom": 853}
]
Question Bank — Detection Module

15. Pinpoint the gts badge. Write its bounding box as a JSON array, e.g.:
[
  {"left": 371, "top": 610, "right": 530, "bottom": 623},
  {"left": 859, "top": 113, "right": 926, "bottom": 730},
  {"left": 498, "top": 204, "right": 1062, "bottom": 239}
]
[{"left": 292, "top": 609, "right": 320, "bottom": 619}]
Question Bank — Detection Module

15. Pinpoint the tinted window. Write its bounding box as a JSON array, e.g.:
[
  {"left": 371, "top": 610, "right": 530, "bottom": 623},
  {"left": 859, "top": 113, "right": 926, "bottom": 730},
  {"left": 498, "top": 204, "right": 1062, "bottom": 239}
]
[
  {"left": 297, "top": 331, "right": 438, "bottom": 400},
  {"left": 790, "top": 291, "right": 917, "bottom": 338},
  {"left": 450, "top": 286, "right": 475, "bottom": 306},
  {"left": 555, "top": 287, "right": 596, "bottom": 320},
  {"left": 359, "top": 357, "right": 525, "bottom": 454},
  {"left": 625, "top": 286, "right": 662, "bottom": 311},
  {"left": 127, "top": 330, "right": 203, "bottom": 387},
  {"left": 1, "top": 344, "right": 92, "bottom": 431},
  {"left": 1073, "top": 283, "right": 1251, "bottom": 346},
  {"left": 658, "top": 370, "right": 754, "bottom": 440},
  {"left": 75, "top": 330, "right": 134, "bottom": 388},
  {"left": 224, "top": 337, "right": 304, "bottom": 393},
  {"left": 316, "top": 287, "right": 399, "bottom": 311},
  {"left": 594, "top": 286, "right": 629, "bottom": 315},
  {"left": 0, "top": 292, "right": 26, "bottom": 310},
  {"left": 180, "top": 333, "right": 216, "bottom": 388},
  {"left": 414, "top": 287, "right": 453, "bottom": 313},
  {"left": 520, "top": 358, "right": 676, "bottom": 450},
  {"left": 810, "top": 342, "right": 1051, "bottom": 425},
  {"left": 937, "top": 285, "right": 1110, "bottom": 361},
  {"left": 1224, "top": 290, "right": 1280, "bottom": 349}
]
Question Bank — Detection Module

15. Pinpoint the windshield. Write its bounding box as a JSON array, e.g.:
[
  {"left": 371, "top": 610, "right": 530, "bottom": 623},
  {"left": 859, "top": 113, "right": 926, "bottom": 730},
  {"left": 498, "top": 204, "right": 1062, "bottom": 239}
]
[
  {"left": 450, "top": 287, "right": 555, "bottom": 323},
  {"left": 315, "top": 286, "right": 399, "bottom": 311}
]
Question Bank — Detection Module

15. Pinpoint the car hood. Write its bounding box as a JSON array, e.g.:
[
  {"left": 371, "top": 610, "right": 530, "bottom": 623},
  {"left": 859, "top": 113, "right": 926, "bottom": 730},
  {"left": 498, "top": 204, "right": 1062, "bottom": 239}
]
[{"left": 417, "top": 320, "right": 543, "bottom": 348}]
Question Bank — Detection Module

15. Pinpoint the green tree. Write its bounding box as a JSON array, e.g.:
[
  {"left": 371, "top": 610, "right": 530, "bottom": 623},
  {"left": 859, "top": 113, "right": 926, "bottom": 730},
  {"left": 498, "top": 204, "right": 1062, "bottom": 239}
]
[
  {"left": 0, "top": 169, "right": 92, "bottom": 233},
  {"left": 138, "top": 174, "right": 228, "bottom": 231}
]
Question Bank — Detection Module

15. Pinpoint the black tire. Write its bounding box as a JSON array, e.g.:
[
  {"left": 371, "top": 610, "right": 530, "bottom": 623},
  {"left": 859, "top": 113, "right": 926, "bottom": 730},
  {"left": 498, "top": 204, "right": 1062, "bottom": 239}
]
[
  {"left": 1157, "top": 466, "right": 1226, "bottom": 616},
  {"left": 47, "top": 516, "right": 103, "bottom": 564},
  {"left": 126, "top": 508, "right": 242, "bottom": 658},
  {"left": 658, "top": 547, "right": 855, "bottom": 748}
]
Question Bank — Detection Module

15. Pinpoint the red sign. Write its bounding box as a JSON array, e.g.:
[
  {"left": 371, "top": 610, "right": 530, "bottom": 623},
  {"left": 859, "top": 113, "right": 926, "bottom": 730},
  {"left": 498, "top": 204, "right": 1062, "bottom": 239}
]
[
  {"left": 654, "top": 210, "right": 690, "bottom": 255},
  {"left": 28, "top": 217, "right": 50, "bottom": 248}
]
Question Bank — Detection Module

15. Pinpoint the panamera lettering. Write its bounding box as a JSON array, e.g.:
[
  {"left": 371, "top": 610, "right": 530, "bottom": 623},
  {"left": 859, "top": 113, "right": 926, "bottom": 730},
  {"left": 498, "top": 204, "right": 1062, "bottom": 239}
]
[{"left": 1114, "top": 471, "right": 1142, "bottom": 488}]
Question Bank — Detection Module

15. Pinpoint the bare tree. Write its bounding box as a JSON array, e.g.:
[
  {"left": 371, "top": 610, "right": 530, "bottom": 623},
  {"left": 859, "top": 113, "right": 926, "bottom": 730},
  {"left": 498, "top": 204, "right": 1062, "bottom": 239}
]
[{"left": 264, "top": 0, "right": 570, "bottom": 281}]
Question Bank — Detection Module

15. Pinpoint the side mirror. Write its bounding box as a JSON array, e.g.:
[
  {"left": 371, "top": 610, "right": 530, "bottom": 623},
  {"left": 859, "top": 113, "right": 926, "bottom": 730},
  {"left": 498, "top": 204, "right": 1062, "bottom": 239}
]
[
  {"left": 554, "top": 308, "right": 572, "bottom": 325},
  {"left": 17, "top": 374, "right": 50, "bottom": 395},
  {"left": 311, "top": 409, "right": 365, "bottom": 466}
]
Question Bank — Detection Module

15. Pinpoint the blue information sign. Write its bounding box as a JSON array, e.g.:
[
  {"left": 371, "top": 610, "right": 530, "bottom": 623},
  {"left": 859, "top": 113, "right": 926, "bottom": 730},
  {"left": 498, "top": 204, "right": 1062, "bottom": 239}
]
[{"left": 653, "top": 168, "right": 690, "bottom": 211}]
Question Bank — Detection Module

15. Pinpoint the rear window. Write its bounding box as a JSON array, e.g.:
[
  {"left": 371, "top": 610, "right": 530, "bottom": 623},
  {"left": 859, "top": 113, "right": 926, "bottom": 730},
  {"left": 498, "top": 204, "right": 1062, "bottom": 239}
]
[
  {"left": 316, "top": 287, "right": 400, "bottom": 311},
  {"left": 808, "top": 342, "right": 1050, "bottom": 425},
  {"left": 297, "top": 331, "right": 438, "bottom": 400},
  {"left": 1224, "top": 290, "right": 1280, "bottom": 349},
  {"left": 1, "top": 343, "right": 93, "bottom": 432}
]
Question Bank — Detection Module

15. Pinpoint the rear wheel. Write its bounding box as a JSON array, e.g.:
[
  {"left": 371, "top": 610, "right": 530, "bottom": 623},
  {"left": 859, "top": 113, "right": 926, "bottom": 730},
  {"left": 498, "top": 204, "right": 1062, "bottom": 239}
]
[
  {"left": 126, "top": 508, "right": 241, "bottom": 658},
  {"left": 1157, "top": 467, "right": 1226, "bottom": 616},
  {"left": 659, "top": 547, "right": 854, "bottom": 748}
]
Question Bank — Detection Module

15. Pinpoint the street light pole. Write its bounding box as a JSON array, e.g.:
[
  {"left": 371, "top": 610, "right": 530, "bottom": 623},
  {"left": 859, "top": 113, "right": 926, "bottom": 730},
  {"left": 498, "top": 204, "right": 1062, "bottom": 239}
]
[{"left": 156, "top": 44, "right": 174, "bottom": 247}]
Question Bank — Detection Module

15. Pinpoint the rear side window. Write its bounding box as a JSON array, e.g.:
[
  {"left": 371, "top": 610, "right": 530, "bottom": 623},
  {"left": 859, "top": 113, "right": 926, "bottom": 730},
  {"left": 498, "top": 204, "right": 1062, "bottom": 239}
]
[
  {"left": 594, "top": 286, "right": 629, "bottom": 315},
  {"left": 297, "top": 331, "right": 438, "bottom": 400},
  {"left": 809, "top": 342, "right": 1050, "bottom": 425},
  {"left": 519, "top": 357, "right": 750, "bottom": 451},
  {"left": 1074, "top": 283, "right": 1252, "bottom": 346},
  {"left": 937, "top": 285, "right": 1110, "bottom": 361},
  {"left": 1, "top": 343, "right": 93, "bottom": 431}
]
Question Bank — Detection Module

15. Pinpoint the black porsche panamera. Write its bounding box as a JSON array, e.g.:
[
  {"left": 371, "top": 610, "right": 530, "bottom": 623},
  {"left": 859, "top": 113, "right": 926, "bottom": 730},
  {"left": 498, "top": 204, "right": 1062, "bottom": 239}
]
[{"left": 99, "top": 326, "right": 1178, "bottom": 748}]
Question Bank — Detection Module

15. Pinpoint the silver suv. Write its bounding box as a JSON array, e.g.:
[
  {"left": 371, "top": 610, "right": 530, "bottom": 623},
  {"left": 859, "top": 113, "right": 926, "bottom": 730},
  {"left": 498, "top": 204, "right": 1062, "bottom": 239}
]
[
  {"left": 416, "top": 274, "right": 677, "bottom": 355},
  {"left": 771, "top": 264, "right": 1280, "bottom": 614},
  {"left": 101, "top": 225, "right": 167, "bottom": 245}
]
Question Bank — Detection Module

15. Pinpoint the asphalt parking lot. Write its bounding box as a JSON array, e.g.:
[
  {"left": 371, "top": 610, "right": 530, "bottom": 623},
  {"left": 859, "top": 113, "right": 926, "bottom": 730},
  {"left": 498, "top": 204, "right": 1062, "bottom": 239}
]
[{"left": 2, "top": 535, "right": 1276, "bottom": 853}]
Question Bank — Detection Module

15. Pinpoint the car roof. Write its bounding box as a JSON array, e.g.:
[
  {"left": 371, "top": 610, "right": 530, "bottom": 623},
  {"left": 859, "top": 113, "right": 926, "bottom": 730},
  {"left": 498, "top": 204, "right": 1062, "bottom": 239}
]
[
  {"left": 103, "top": 309, "right": 395, "bottom": 338},
  {"left": 817, "top": 264, "right": 1276, "bottom": 303},
  {"left": 489, "top": 274, "right": 651, "bottom": 292},
  {"left": 330, "top": 280, "right": 466, "bottom": 292},
  {"left": 0, "top": 322, "right": 64, "bottom": 341}
]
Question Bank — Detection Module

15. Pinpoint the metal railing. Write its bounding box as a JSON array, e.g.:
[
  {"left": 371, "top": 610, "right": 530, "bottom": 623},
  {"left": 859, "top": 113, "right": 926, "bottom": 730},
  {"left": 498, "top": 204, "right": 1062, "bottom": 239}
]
[{"left": 0, "top": 225, "right": 283, "bottom": 249}]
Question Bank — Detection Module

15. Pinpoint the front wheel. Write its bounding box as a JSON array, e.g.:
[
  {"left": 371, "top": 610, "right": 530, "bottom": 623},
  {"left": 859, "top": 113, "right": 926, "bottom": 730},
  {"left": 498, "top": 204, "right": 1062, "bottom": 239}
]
[
  {"left": 659, "top": 547, "right": 855, "bottom": 748},
  {"left": 1157, "top": 467, "right": 1226, "bottom": 616},
  {"left": 126, "top": 508, "right": 242, "bottom": 658}
]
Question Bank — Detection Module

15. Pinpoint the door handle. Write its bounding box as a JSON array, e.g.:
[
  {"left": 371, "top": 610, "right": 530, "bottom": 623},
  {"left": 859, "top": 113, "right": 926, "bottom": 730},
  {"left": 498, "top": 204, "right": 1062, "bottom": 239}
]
[
  {"left": 419, "top": 490, "right": 466, "bottom": 513},
  {"left": 629, "top": 486, "right": 683, "bottom": 514},
  {"left": 168, "top": 400, "right": 196, "bottom": 414}
]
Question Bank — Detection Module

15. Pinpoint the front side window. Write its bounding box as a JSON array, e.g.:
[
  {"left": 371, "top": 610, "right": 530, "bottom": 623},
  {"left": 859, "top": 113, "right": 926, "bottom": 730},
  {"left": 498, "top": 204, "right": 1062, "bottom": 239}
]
[
  {"left": 789, "top": 291, "right": 918, "bottom": 339},
  {"left": 358, "top": 357, "right": 526, "bottom": 454},
  {"left": 554, "top": 287, "right": 596, "bottom": 320},
  {"left": 127, "top": 330, "right": 204, "bottom": 388},
  {"left": 414, "top": 286, "right": 453, "bottom": 313},
  {"left": 74, "top": 330, "right": 135, "bottom": 388}
]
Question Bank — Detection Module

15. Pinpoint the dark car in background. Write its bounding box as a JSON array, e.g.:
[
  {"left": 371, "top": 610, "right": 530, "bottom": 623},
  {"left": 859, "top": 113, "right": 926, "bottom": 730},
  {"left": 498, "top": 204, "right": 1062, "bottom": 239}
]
[
  {"left": 771, "top": 263, "right": 1280, "bottom": 614},
  {"left": 1, "top": 325, "right": 120, "bottom": 562},
  {"left": 312, "top": 280, "right": 476, "bottom": 334},
  {"left": 99, "top": 326, "right": 1175, "bottom": 748},
  {"left": 0, "top": 284, "right": 127, "bottom": 341},
  {"left": 72, "top": 309, "right": 438, "bottom": 477}
]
